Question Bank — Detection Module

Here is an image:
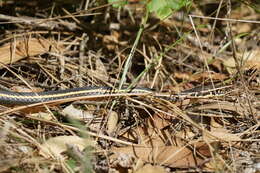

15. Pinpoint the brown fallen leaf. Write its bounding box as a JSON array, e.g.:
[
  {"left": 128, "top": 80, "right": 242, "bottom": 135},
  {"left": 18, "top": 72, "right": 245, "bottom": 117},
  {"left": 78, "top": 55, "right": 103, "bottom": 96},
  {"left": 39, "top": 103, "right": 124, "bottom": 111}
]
[
  {"left": 223, "top": 50, "right": 260, "bottom": 74},
  {"left": 0, "top": 37, "right": 61, "bottom": 68},
  {"left": 147, "top": 114, "right": 172, "bottom": 130},
  {"left": 134, "top": 164, "right": 166, "bottom": 173},
  {"left": 112, "top": 142, "right": 211, "bottom": 168},
  {"left": 174, "top": 71, "right": 227, "bottom": 82},
  {"left": 194, "top": 101, "right": 258, "bottom": 117},
  {"left": 203, "top": 118, "right": 241, "bottom": 142}
]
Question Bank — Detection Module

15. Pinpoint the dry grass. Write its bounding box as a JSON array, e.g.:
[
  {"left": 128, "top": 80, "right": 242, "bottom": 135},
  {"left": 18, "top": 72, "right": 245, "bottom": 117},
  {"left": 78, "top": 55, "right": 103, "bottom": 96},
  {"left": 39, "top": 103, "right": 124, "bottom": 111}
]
[{"left": 0, "top": 1, "right": 259, "bottom": 173}]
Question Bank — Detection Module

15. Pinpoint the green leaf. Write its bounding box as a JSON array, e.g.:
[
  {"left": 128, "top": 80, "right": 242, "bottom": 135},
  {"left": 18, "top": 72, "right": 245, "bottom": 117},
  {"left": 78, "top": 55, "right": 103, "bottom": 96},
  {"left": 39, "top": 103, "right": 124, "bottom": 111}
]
[
  {"left": 147, "top": 0, "right": 168, "bottom": 12},
  {"left": 156, "top": 6, "right": 173, "bottom": 19},
  {"left": 167, "top": 0, "right": 183, "bottom": 10},
  {"left": 147, "top": 0, "right": 191, "bottom": 19},
  {"left": 168, "top": 0, "right": 191, "bottom": 10},
  {"left": 108, "top": 0, "right": 127, "bottom": 8}
]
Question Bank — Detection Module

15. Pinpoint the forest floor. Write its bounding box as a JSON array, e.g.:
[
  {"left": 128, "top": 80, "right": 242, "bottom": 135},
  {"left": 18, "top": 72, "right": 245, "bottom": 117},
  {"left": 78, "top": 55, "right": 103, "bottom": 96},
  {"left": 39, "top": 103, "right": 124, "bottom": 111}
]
[{"left": 0, "top": 1, "right": 259, "bottom": 173}]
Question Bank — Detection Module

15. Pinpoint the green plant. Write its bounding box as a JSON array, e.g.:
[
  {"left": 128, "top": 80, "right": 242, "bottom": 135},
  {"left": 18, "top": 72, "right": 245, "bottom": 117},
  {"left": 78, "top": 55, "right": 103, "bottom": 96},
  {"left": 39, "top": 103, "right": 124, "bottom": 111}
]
[
  {"left": 108, "top": 0, "right": 191, "bottom": 19},
  {"left": 147, "top": 0, "right": 191, "bottom": 19}
]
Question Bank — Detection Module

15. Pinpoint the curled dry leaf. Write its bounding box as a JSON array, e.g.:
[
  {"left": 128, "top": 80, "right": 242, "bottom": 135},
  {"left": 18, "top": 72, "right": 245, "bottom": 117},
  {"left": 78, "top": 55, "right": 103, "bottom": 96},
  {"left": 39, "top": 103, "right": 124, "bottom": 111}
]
[
  {"left": 122, "top": 114, "right": 191, "bottom": 148},
  {"left": 39, "top": 135, "right": 94, "bottom": 159},
  {"left": 174, "top": 71, "right": 227, "bottom": 82},
  {"left": 87, "top": 53, "right": 109, "bottom": 82},
  {"left": 10, "top": 86, "right": 44, "bottom": 93},
  {"left": 205, "top": 129, "right": 241, "bottom": 142},
  {"left": 123, "top": 114, "right": 195, "bottom": 147},
  {"left": 203, "top": 118, "right": 241, "bottom": 142},
  {"left": 147, "top": 114, "right": 172, "bottom": 130},
  {"left": 134, "top": 164, "right": 166, "bottom": 173},
  {"left": 194, "top": 101, "right": 258, "bottom": 118},
  {"left": 223, "top": 50, "right": 260, "bottom": 74},
  {"left": 107, "top": 111, "right": 119, "bottom": 135},
  {"left": 30, "top": 112, "right": 53, "bottom": 121},
  {"left": 95, "top": 56, "right": 108, "bottom": 78},
  {"left": 0, "top": 38, "right": 62, "bottom": 68},
  {"left": 62, "top": 104, "right": 94, "bottom": 120},
  {"left": 122, "top": 122, "right": 167, "bottom": 146}
]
